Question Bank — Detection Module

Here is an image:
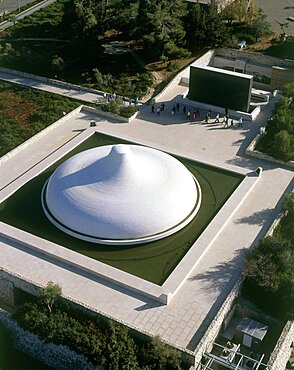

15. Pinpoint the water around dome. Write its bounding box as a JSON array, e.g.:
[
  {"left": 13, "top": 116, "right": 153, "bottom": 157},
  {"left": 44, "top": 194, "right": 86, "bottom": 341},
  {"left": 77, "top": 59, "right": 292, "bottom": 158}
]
[{"left": 42, "top": 144, "right": 202, "bottom": 245}]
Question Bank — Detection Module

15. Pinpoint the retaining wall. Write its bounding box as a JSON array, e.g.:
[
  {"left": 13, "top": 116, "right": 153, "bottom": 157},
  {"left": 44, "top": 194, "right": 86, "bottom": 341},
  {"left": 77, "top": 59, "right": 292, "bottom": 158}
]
[
  {"left": 0, "top": 105, "right": 83, "bottom": 165},
  {"left": 0, "top": 309, "right": 100, "bottom": 370},
  {"left": 0, "top": 66, "right": 105, "bottom": 98},
  {"left": 192, "top": 278, "right": 243, "bottom": 367},
  {"left": 154, "top": 50, "right": 215, "bottom": 102},
  {"left": 216, "top": 48, "right": 294, "bottom": 69},
  {"left": 0, "top": 267, "right": 194, "bottom": 367},
  {"left": 245, "top": 134, "right": 294, "bottom": 169},
  {"left": 267, "top": 321, "right": 294, "bottom": 370},
  {"left": 191, "top": 186, "right": 293, "bottom": 369}
]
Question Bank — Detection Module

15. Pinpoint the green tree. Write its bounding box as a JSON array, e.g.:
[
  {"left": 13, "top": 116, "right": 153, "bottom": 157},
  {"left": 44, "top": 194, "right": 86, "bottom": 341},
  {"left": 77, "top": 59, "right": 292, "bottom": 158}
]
[
  {"left": 136, "top": 0, "right": 188, "bottom": 58},
  {"left": 249, "top": 10, "right": 272, "bottom": 42},
  {"left": 142, "top": 335, "right": 182, "bottom": 370},
  {"left": 51, "top": 55, "right": 65, "bottom": 76},
  {"left": 270, "top": 130, "right": 294, "bottom": 161},
  {"left": 222, "top": 0, "right": 248, "bottom": 24},
  {"left": 106, "top": 320, "right": 139, "bottom": 370},
  {"left": 39, "top": 281, "right": 62, "bottom": 314},
  {"left": 185, "top": 0, "right": 229, "bottom": 47},
  {"left": 243, "top": 232, "right": 294, "bottom": 319}
]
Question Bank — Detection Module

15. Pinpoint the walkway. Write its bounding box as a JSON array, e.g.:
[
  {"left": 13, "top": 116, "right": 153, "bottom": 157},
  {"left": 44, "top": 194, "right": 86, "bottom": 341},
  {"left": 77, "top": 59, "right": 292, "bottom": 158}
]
[
  {"left": 0, "top": 69, "right": 102, "bottom": 104},
  {"left": 0, "top": 0, "right": 57, "bottom": 31},
  {"left": 0, "top": 71, "right": 293, "bottom": 353}
]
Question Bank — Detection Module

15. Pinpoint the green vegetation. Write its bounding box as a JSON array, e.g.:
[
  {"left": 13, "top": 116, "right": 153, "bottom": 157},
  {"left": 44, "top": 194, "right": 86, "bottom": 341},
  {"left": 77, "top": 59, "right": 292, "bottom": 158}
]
[
  {"left": 256, "top": 82, "right": 294, "bottom": 162},
  {"left": 13, "top": 282, "right": 191, "bottom": 370},
  {"left": 99, "top": 98, "right": 138, "bottom": 117},
  {"left": 222, "top": 0, "right": 272, "bottom": 44},
  {"left": 0, "top": 80, "right": 80, "bottom": 157},
  {"left": 242, "top": 192, "right": 294, "bottom": 320},
  {"left": 265, "top": 36, "right": 294, "bottom": 61},
  {"left": 0, "top": 0, "right": 271, "bottom": 99},
  {"left": 0, "top": 0, "right": 42, "bottom": 20}
]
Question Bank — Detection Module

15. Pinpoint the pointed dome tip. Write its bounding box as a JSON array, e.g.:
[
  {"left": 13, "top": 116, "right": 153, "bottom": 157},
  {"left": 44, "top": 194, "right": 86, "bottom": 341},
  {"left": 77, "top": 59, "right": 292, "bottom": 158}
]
[{"left": 111, "top": 144, "right": 131, "bottom": 155}]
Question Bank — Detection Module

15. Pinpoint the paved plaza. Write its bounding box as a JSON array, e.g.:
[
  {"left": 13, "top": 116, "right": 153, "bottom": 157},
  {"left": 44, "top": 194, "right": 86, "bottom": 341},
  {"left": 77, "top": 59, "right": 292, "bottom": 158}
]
[
  {"left": 255, "top": 0, "right": 294, "bottom": 35},
  {"left": 0, "top": 71, "right": 293, "bottom": 353}
]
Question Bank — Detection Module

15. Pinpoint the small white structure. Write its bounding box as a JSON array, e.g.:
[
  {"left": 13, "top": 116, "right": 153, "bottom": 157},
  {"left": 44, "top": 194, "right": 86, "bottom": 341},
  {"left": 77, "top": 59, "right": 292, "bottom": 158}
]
[{"left": 42, "top": 144, "right": 201, "bottom": 245}]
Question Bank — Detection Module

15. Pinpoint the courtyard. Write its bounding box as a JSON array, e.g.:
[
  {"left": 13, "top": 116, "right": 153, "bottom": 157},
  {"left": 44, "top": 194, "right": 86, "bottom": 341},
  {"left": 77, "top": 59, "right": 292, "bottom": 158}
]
[{"left": 0, "top": 68, "right": 293, "bottom": 355}]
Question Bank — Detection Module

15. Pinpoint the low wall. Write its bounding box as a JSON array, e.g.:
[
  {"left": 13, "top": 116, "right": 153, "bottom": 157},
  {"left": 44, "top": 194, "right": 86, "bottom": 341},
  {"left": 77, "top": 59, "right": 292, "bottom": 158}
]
[
  {"left": 246, "top": 134, "right": 294, "bottom": 169},
  {"left": 177, "top": 94, "right": 260, "bottom": 122},
  {"left": 193, "top": 278, "right": 243, "bottom": 367},
  {"left": 0, "top": 105, "right": 83, "bottom": 165},
  {"left": 154, "top": 50, "right": 215, "bottom": 102},
  {"left": 0, "top": 267, "right": 194, "bottom": 365},
  {"left": 271, "top": 66, "right": 294, "bottom": 90},
  {"left": 0, "top": 0, "right": 57, "bottom": 29},
  {"left": 192, "top": 186, "right": 293, "bottom": 369},
  {"left": 0, "top": 309, "right": 100, "bottom": 370},
  {"left": 81, "top": 105, "right": 139, "bottom": 123},
  {"left": 216, "top": 48, "right": 294, "bottom": 69},
  {"left": 267, "top": 321, "right": 294, "bottom": 370},
  {"left": 0, "top": 278, "right": 14, "bottom": 306},
  {"left": 0, "top": 66, "right": 105, "bottom": 98}
]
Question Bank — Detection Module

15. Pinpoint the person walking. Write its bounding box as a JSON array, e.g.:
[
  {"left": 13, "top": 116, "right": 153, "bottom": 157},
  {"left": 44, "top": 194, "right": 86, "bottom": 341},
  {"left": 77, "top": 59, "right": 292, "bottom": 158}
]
[
  {"left": 224, "top": 115, "right": 229, "bottom": 128},
  {"left": 215, "top": 113, "right": 220, "bottom": 123},
  {"left": 238, "top": 117, "right": 243, "bottom": 127}
]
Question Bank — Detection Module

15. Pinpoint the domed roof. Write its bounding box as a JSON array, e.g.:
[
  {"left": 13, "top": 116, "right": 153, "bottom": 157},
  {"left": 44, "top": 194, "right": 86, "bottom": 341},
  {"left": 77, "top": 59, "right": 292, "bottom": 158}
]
[{"left": 42, "top": 144, "right": 201, "bottom": 245}]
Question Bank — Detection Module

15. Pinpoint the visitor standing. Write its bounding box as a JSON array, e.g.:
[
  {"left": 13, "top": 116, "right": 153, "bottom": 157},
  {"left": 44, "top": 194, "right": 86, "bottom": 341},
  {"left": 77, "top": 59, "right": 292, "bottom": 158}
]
[
  {"left": 238, "top": 117, "right": 243, "bottom": 127},
  {"left": 224, "top": 115, "right": 229, "bottom": 128}
]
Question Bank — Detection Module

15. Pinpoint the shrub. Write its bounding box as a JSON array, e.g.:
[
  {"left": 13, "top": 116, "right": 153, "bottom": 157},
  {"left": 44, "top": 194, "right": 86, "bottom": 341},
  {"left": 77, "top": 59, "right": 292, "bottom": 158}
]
[
  {"left": 256, "top": 82, "right": 294, "bottom": 162},
  {"left": 12, "top": 283, "right": 191, "bottom": 369},
  {"left": 242, "top": 192, "right": 294, "bottom": 319},
  {"left": 268, "top": 130, "right": 294, "bottom": 161}
]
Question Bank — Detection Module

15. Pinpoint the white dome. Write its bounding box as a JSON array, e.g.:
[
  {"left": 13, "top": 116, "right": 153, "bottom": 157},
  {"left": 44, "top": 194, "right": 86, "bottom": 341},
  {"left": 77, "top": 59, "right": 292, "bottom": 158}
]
[{"left": 42, "top": 144, "right": 201, "bottom": 245}]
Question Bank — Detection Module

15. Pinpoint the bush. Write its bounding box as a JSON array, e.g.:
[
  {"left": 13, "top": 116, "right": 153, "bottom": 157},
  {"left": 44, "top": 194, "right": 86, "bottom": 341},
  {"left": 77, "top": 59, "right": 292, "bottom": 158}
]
[
  {"left": 268, "top": 130, "right": 294, "bottom": 161},
  {"left": 242, "top": 192, "right": 294, "bottom": 319},
  {"left": 12, "top": 283, "right": 191, "bottom": 369},
  {"left": 256, "top": 82, "right": 294, "bottom": 162}
]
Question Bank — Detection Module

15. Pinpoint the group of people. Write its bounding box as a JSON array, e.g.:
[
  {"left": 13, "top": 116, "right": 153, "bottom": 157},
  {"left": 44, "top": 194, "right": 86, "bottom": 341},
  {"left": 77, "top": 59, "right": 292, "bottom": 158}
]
[{"left": 150, "top": 103, "right": 244, "bottom": 127}]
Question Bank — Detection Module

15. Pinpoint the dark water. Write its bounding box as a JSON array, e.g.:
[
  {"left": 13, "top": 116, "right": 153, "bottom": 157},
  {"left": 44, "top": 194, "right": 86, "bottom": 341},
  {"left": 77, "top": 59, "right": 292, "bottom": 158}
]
[
  {"left": 0, "top": 323, "right": 52, "bottom": 370},
  {"left": 0, "top": 132, "right": 243, "bottom": 285}
]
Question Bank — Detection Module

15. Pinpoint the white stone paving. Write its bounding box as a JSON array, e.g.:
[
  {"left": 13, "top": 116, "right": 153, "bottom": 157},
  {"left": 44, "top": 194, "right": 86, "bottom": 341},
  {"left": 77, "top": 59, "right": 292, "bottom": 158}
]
[{"left": 0, "top": 72, "right": 293, "bottom": 352}]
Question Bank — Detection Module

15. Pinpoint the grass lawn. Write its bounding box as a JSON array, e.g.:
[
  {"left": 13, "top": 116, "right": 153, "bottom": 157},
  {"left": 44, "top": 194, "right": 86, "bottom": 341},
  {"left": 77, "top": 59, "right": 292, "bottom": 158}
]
[{"left": 0, "top": 80, "right": 80, "bottom": 157}]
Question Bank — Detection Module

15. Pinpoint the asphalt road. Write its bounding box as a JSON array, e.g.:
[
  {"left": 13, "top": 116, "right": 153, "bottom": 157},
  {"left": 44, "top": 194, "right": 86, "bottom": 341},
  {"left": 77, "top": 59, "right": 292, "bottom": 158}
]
[
  {"left": 0, "top": 0, "right": 36, "bottom": 14},
  {"left": 0, "top": 0, "right": 56, "bottom": 30},
  {"left": 255, "top": 0, "right": 294, "bottom": 35}
]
